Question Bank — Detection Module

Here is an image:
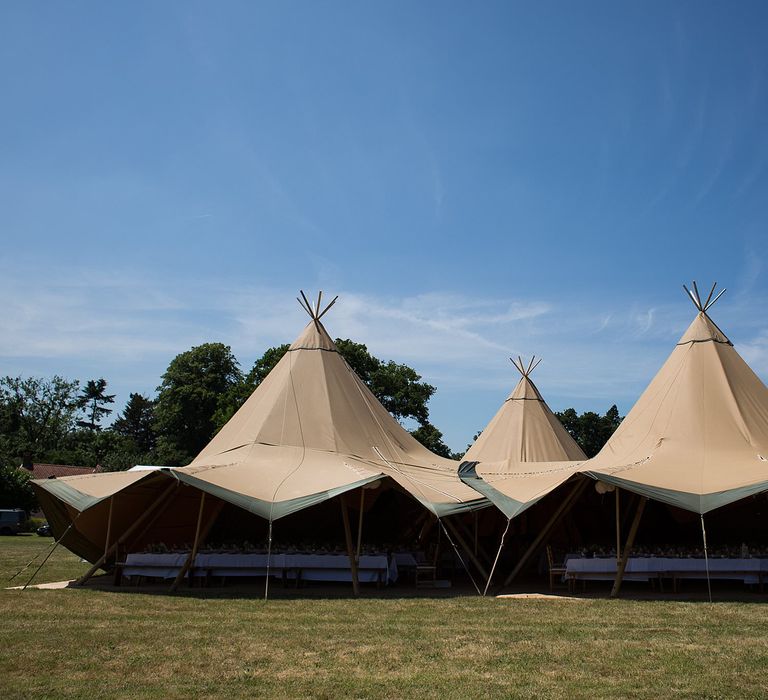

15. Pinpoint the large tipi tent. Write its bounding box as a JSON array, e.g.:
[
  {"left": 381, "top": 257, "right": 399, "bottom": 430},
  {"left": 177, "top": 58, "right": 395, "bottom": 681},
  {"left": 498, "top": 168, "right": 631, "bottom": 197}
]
[
  {"left": 585, "top": 283, "right": 768, "bottom": 514},
  {"left": 174, "top": 292, "right": 487, "bottom": 520},
  {"left": 459, "top": 356, "right": 587, "bottom": 520},
  {"left": 32, "top": 292, "right": 486, "bottom": 565}
]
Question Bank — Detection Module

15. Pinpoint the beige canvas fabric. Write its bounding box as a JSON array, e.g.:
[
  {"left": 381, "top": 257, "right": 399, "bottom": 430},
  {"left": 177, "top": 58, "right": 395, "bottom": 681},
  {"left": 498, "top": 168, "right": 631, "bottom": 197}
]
[
  {"left": 459, "top": 366, "right": 586, "bottom": 518},
  {"left": 585, "top": 311, "right": 768, "bottom": 513},
  {"left": 32, "top": 470, "right": 157, "bottom": 512},
  {"left": 178, "top": 317, "right": 486, "bottom": 518},
  {"left": 465, "top": 373, "right": 585, "bottom": 463}
]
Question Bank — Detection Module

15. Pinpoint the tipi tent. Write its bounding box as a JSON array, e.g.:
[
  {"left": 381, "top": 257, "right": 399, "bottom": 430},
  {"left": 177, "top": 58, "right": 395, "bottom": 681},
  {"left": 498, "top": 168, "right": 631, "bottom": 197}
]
[
  {"left": 459, "top": 356, "right": 587, "bottom": 520},
  {"left": 32, "top": 292, "right": 486, "bottom": 567},
  {"left": 584, "top": 283, "right": 768, "bottom": 514},
  {"left": 174, "top": 292, "right": 487, "bottom": 520}
]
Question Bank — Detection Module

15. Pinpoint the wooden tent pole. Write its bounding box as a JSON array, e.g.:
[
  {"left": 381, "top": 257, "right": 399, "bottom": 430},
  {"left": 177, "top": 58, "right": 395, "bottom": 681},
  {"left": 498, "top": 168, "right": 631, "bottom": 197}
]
[
  {"left": 356, "top": 488, "right": 365, "bottom": 560},
  {"left": 610, "top": 497, "right": 647, "bottom": 598},
  {"left": 125, "top": 482, "right": 180, "bottom": 551},
  {"left": 443, "top": 517, "right": 489, "bottom": 581},
  {"left": 340, "top": 494, "right": 360, "bottom": 596},
  {"left": 104, "top": 496, "right": 114, "bottom": 558},
  {"left": 615, "top": 487, "right": 621, "bottom": 563},
  {"left": 451, "top": 513, "right": 493, "bottom": 568},
  {"left": 501, "top": 478, "right": 588, "bottom": 589},
  {"left": 417, "top": 514, "right": 436, "bottom": 544},
  {"left": 75, "top": 480, "right": 177, "bottom": 586},
  {"left": 170, "top": 491, "right": 206, "bottom": 592}
]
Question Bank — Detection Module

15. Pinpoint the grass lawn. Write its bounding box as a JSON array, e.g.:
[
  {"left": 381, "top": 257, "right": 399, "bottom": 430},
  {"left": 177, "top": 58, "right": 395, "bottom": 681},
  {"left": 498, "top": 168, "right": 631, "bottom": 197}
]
[{"left": 2, "top": 537, "right": 768, "bottom": 699}]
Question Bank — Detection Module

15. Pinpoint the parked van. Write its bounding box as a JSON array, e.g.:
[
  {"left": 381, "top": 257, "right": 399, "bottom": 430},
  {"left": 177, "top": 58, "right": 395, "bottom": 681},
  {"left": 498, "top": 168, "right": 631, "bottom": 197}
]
[{"left": 0, "top": 509, "right": 26, "bottom": 535}]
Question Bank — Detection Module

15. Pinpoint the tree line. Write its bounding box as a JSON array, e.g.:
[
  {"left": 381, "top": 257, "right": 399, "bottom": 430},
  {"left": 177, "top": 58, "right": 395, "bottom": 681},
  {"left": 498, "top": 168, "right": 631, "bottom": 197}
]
[{"left": 0, "top": 338, "right": 622, "bottom": 508}]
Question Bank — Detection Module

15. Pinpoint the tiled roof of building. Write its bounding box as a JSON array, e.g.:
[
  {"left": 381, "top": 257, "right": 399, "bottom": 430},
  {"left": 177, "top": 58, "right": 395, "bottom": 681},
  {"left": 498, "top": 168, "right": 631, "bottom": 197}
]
[{"left": 22, "top": 463, "right": 101, "bottom": 479}]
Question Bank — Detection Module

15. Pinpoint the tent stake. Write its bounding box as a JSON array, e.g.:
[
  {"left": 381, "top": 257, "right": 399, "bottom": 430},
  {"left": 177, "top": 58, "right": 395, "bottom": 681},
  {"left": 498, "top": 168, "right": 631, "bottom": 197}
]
[
  {"left": 75, "top": 480, "right": 178, "bottom": 586},
  {"left": 501, "top": 478, "right": 588, "bottom": 589},
  {"left": 170, "top": 491, "right": 206, "bottom": 592},
  {"left": 610, "top": 497, "right": 647, "bottom": 598},
  {"left": 340, "top": 494, "right": 360, "bottom": 596}
]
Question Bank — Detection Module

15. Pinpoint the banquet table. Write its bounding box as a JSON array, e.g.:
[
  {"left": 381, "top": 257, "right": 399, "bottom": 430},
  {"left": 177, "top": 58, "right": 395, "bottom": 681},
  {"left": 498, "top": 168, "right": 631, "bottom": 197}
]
[
  {"left": 120, "top": 552, "right": 397, "bottom": 586},
  {"left": 565, "top": 557, "right": 768, "bottom": 590}
]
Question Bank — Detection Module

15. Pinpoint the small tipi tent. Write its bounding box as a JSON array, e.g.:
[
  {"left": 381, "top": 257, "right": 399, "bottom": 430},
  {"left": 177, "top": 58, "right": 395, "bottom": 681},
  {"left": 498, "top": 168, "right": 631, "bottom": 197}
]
[{"left": 459, "top": 356, "right": 586, "bottom": 520}]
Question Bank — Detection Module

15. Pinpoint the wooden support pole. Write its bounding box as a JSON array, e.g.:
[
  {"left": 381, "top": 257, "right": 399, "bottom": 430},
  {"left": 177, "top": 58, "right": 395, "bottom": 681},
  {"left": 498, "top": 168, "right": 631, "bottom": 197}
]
[
  {"left": 417, "top": 514, "right": 436, "bottom": 545},
  {"left": 170, "top": 491, "right": 206, "bottom": 592},
  {"left": 433, "top": 520, "right": 441, "bottom": 568},
  {"left": 443, "top": 517, "right": 489, "bottom": 582},
  {"left": 615, "top": 487, "right": 621, "bottom": 563},
  {"left": 125, "top": 482, "right": 180, "bottom": 552},
  {"left": 610, "top": 496, "right": 647, "bottom": 598},
  {"left": 340, "top": 494, "right": 360, "bottom": 596},
  {"left": 75, "top": 480, "right": 178, "bottom": 586},
  {"left": 502, "top": 478, "right": 589, "bottom": 589},
  {"left": 104, "top": 496, "right": 114, "bottom": 558},
  {"left": 356, "top": 488, "right": 365, "bottom": 560},
  {"left": 453, "top": 513, "right": 493, "bottom": 568}
]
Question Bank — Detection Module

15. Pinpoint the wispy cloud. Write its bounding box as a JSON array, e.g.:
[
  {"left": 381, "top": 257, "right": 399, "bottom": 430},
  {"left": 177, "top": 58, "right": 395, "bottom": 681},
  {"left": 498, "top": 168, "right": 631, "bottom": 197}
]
[{"left": 1, "top": 264, "right": 766, "bottom": 448}]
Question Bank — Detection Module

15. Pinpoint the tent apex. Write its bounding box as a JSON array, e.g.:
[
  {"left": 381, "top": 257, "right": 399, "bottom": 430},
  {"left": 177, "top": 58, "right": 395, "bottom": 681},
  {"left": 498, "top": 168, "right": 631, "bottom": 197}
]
[
  {"left": 510, "top": 355, "right": 541, "bottom": 379},
  {"left": 297, "top": 290, "right": 339, "bottom": 322},
  {"left": 683, "top": 281, "right": 726, "bottom": 314}
]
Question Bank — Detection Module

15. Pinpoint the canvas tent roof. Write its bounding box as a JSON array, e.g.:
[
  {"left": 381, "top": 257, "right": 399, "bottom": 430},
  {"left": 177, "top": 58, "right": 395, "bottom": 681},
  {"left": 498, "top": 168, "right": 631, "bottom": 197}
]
[
  {"left": 459, "top": 356, "right": 587, "bottom": 519},
  {"left": 176, "top": 295, "right": 486, "bottom": 519},
  {"left": 585, "top": 284, "right": 768, "bottom": 513}
]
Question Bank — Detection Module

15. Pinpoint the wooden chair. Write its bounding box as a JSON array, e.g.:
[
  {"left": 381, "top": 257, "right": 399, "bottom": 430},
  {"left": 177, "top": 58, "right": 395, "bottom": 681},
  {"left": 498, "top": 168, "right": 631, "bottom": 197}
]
[
  {"left": 415, "top": 547, "right": 438, "bottom": 588},
  {"left": 546, "top": 545, "right": 568, "bottom": 591}
]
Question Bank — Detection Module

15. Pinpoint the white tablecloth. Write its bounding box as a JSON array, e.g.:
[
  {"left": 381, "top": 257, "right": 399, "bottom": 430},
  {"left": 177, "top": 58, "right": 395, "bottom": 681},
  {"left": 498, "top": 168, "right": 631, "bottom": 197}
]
[
  {"left": 566, "top": 557, "right": 768, "bottom": 584},
  {"left": 123, "top": 552, "right": 396, "bottom": 584},
  {"left": 393, "top": 553, "right": 418, "bottom": 568}
]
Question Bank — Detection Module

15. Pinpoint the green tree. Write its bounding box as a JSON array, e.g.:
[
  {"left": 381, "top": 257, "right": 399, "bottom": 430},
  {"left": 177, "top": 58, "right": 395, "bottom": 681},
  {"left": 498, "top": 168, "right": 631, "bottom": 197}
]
[
  {"left": 112, "top": 393, "right": 157, "bottom": 454},
  {"left": 555, "top": 404, "right": 623, "bottom": 457},
  {"left": 154, "top": 343, "right": 243, "bottom": 465},
  {"left": 76, "top": 378, "right": 115, "bottom": 431},
  {"left": 0, "top": 465, "right": 37, "bottom": 512},
  {"left": 409, "top": 421, "right": 456, "bottom": 459},
  {"left": 0, "top": 375, "right": 81, "bottom": 467}
]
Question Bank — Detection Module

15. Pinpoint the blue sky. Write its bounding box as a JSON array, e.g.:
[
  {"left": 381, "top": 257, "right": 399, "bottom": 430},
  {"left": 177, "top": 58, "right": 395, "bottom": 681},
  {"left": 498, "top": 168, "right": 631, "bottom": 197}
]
[{"left": 2, "top": 2, "right": 767, "bottom": 451}]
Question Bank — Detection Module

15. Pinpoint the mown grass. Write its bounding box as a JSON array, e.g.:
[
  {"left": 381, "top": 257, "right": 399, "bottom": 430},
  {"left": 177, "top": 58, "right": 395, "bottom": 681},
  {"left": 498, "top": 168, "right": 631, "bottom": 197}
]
[
  {"left": 0, "top": 534, "right": 91, "bottom": 586},
  {"left": 2, "top": 537, "right": 767, "bottom": 698}
]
